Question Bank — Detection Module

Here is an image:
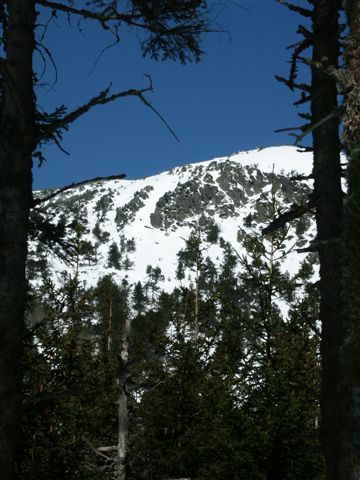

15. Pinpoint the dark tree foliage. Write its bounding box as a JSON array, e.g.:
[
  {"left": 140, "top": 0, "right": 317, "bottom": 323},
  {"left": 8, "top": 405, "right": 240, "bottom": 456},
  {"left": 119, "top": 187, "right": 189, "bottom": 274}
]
[
  {"left": 93, "top": 275, "right": 130, "bottom": 355},
  {"left": 17, "top": 278, "right": 118, "bottom": 480},
  {"left": 0, "top": 2, "right": 213, "bottom": 475},
  {"left": 19, "top": 218, "right": 325, "bottom": 480},
  {"left": 127, "top": 225, "right": 323, "bottom": 480},
  {"left": 107, "top": 242, "right": 122, "bottom": 270},
  {"left": 132, "top": 281, "right": 147, "bottom": 315}
]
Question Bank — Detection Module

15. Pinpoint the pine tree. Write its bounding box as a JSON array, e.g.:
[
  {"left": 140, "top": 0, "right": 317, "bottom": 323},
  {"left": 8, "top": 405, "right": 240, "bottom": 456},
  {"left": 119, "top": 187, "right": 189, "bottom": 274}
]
[
  {"left": 0, "top": 3, "right": 213, "bottom": 472},
  {"left": 144, "top": 265, "right": 165, "bottom": 303},
  {"left": 236, "top": 233, "right": 323, "bottom": 479},
  {"left": 17, "top": 277, "right": 118, "bottom": 480},
  {"left": 132, "top": 282, "right": 147, "bottom": 316},
  {"left": 93, "top": 275, "right": 130, "bottom": 355},
  {"left": 107, "top": 242, "right": 122, "bottom": 270}
]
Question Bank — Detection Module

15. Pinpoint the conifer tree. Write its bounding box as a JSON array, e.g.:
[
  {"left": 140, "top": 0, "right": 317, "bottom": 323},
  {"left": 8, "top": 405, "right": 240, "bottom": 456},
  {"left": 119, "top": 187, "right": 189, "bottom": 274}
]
[
  {"left": 234, "top": 175, "right": 324, "bottom": 479},
  {"left": 132, "top": 282, "right": 147, "bottom": 316},
  {"left": 0, "top": 3, "right": 213, "bottom": 473},
  {"left": 93, "top": 276, "right": 130, "bottom": 355},
  {"left": 107, "top": 242, "right": 122, "bottom": 270},
  {"left": 17, "top": 276, "right": 118, "bottom": 480},
  {"left": 144, "top": 265, "right": 165, "bottom": 303}
]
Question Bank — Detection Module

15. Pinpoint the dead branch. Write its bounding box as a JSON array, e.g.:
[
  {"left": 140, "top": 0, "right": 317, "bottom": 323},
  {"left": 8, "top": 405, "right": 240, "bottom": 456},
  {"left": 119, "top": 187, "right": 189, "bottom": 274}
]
[
  {"left": 38, "top": 76, "right": 179, "bottom": 145},
  {"left": 290, "top": 173, "right": 314, "bottom": 181},
  {"left": 296, "top": 245, "right": 317, "bottom": 253},
  {"left": 36, "top": 0, "right": 213, "bottom": 37},
  {"left": 262, "top": 199, "right": 315, "bottom": 235},
  {"left": 275, "top": 123, "right": 310, "bottom": 134},
  {"left": 288, "top": 37, "right": 312, "bottom": 86},
  {"left": 38, "top": 82, "right": 151, "bottom": 142},
  {"left": 32, "top": 173, "right": 127, "bottom": 207},
  {"left": 275, "top": 74, "right": 311, "bottom": 92},
  {"left": 277, "top": 0, "right": 312, "bottom": 18},
  {"left": 36, "top": 0, "right": 146, "bottom": 28},
  {"left": 293, "top": 93, "right": 311, "bottom": 106},
  {"left": 291, "top": 109, "right": 340, "bottom": 144}
]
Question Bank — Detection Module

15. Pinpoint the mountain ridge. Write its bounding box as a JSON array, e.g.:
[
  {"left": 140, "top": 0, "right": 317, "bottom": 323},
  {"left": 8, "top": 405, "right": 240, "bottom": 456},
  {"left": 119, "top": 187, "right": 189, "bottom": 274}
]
[{"left": 29, "top": 146, "right": 316, "bottom": 293}]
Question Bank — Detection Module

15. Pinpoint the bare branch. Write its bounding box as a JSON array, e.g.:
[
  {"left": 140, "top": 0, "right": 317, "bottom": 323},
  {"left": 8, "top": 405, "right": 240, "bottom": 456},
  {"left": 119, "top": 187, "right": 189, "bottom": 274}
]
[
  {"left": 38, "top": 83, "right": 148, "bottom": 141},
  {"left": 32, "top": 173, "right": 128, "bottom": 207},
  {"left": 36, "top": 0, "right": 213, "bottom": 37},
  {"left": 137, "top": 92, "right": 180, "bottom": 142},
  {"left": 262, "top": 199, "right": 315, "bottom": 235},
  {"left": 88, "top": 25, "right": 120, "bottom": 75},
  {"left": 52, "top": 135, "right": 70, "bottom": 156},
  {"left": 275, "top": 123, "right": 310, "bottom": 134},
  {"left": 292, "top": 109, "right": 340, "bottom": 144},
  {"left": 294, "top": 93, "right": 311, "bottom": 106},
  {"left": 38, "top": 9, "right": 57, "bottom": 42},
  {"left": 39, "top": 76, "right": 179, "bottom": 145},
  {"left": 277, "top": 0, "right": 313, "bottom": 18},
  {"left": 36, "top": 0, "right": 144, "bottom": 28},
  {"left": 298, "top": 112, "right": 312, "bottom": 121},
  {"left": 290, "top": 173, "right": 314, "bottom": 181},
  {"left": 296, "top": 244, "right": 317, "bottom": 253},
  {"left": 275, "top": 74, "right": 311, "bottom": 92},
  {"left": 296, "top": 238, "right": 340, "bottom": 254},
  {"left": 35, "top": 41, "right": 58, "bottom": 85}
]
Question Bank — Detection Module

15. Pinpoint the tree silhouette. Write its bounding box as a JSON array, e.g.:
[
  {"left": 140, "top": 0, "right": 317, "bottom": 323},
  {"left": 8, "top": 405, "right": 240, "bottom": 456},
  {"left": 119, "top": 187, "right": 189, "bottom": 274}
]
[{"left": 0, "top": 1, "right": 213, "bottom": 477}]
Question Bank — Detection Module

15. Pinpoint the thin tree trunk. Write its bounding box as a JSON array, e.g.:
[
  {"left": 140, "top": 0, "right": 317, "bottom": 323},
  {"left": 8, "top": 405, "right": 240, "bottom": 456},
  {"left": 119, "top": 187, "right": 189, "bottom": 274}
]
[
  {"left": 116, "top": 316, "right": 131, "bottom": 480},
  {"left": 311, "top": 1, "right": 343, "bottom": 479},
  {"left": 0, "top": 1, "right": 36, "bottom": 478},
  {"left": 108, "top": 298, "right": 113, "bottom": 352},
  {"left": 340, "top": 2, "right": 360, "bottom": 477},
  {"left": 194, "top": 265, "right": 199, "bottom": 340}
]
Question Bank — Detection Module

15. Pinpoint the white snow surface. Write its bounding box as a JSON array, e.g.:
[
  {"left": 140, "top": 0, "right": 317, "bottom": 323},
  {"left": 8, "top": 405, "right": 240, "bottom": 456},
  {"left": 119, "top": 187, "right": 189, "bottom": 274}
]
[
  {"left": 193, "top": 145, "right": 313, "bottom": 175},
  {"left": 32, "top": 146, "right": 317, "bottom": 306}
]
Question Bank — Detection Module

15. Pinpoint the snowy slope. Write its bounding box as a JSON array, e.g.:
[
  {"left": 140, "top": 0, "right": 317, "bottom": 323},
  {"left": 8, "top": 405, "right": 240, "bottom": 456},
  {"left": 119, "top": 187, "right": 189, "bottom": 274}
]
[{"left": 30, "top": 146, "right": 316, "bottom": 292}]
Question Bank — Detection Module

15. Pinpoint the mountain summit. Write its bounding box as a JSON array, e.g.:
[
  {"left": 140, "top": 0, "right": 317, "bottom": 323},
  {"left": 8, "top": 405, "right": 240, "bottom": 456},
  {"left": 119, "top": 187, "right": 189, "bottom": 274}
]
[{"left": 29, "top": 146, "right": 315, "bottom": 290}]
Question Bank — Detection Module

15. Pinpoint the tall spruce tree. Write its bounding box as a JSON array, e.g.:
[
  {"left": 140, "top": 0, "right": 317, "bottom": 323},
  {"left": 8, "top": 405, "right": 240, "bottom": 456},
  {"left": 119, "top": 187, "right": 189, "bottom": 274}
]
[
  {"left": 17, "top": 276, "right": 119, "bottom": 480},
  {"left": 238, "top": 171, "right": 324, "bottom": 479},
  {"left": 275, "top": 2, "right": 345, "bottom": 477}
]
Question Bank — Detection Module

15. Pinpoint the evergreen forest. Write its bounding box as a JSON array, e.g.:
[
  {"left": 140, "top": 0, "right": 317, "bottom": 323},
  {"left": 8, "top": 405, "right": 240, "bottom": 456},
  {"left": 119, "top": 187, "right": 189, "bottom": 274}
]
[
  {"left": 19, "top": 205, "right": 324, "bottom": 480},
  {"left": 2, "top": 0, "right": 360, "bottom": 479}
]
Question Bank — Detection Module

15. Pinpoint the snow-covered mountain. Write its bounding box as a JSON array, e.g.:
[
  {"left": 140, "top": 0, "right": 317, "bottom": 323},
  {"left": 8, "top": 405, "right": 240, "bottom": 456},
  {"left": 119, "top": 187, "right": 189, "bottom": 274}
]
[{"left": 29, "top": 146, "right": 316, "bottom": 291}]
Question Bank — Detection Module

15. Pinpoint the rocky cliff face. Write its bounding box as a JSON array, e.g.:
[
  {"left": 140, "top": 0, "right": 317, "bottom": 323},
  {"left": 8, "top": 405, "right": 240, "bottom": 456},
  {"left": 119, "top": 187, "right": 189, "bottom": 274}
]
[
  {"left": 29, "top": 146, "right": 316, "bottom": 291},
  {"left": 150, "top": 159, "right": 308, "bottom": 230}
]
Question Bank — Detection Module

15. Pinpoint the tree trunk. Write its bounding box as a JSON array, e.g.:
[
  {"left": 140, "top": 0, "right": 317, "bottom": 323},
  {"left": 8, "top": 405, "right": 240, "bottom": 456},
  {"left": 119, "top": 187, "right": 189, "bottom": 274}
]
[
  {"left": 340, "top": 1, "right": 360, "bottom": 478},
  {"left": 310, "top": 1, "right": 343, "bottom": 479},
  {"left": 0, "top": 1, "right": 36, "bottom": 478},
  {"left": 116, "top": 316, "right": 131, "bottom": 480}
]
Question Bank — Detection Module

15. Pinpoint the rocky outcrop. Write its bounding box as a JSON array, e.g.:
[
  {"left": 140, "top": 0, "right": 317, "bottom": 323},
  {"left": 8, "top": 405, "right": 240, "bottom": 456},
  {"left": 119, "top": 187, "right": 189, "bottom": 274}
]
[
  {"left": 150, "top": 162, "right": 310, "bottom": 230},
  {"left": 115, "top": 185, "right": 154, "bottom": 228}
]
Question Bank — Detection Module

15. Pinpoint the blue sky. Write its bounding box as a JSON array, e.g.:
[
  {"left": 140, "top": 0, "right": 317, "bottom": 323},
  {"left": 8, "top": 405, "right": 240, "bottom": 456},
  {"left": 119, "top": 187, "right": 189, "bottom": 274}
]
[{"left": 34, "top": 1, "right": 310, "bottom": 189}]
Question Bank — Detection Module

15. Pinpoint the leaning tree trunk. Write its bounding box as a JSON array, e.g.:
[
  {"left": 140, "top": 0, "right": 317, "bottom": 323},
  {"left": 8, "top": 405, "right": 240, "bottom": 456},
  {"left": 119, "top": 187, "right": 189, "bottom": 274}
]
[
  {"left": 340, "top": 1, "right": 360, "bottom": 478},
  {"left": 0, "top": 1, "right": 36, "bottom": 478},
  {"left": 311, "top": 1, "right": 344, "bottom": 479}
]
